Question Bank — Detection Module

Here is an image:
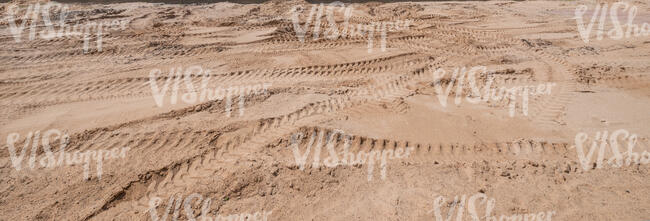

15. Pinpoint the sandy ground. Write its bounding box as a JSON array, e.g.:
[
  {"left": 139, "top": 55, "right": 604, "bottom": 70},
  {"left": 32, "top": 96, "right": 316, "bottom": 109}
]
[{"left": 0, "top": 0, "right": 649, "bottom": 220}]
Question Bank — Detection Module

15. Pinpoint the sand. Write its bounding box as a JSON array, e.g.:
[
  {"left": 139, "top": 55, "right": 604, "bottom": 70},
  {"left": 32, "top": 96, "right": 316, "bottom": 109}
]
[{"left": 0, "top": 0, "right": 649, "bottom": 220}]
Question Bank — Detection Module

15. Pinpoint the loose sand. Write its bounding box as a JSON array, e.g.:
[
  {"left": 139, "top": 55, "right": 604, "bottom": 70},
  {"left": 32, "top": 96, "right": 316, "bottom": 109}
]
[{"left": 0, "top": 0, "right": 649, "bottom": 220}]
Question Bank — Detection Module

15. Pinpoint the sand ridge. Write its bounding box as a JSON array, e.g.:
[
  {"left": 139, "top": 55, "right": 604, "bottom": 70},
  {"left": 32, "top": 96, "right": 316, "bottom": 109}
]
[{"left": 0, "top": 0, "right": 649, "bottom": 220}]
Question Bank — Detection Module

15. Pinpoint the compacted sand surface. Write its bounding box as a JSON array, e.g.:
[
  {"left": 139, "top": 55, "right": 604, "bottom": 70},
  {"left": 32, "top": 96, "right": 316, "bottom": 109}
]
[{"left": 0, "top": 0, "right": 649, "bottom": 220}]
